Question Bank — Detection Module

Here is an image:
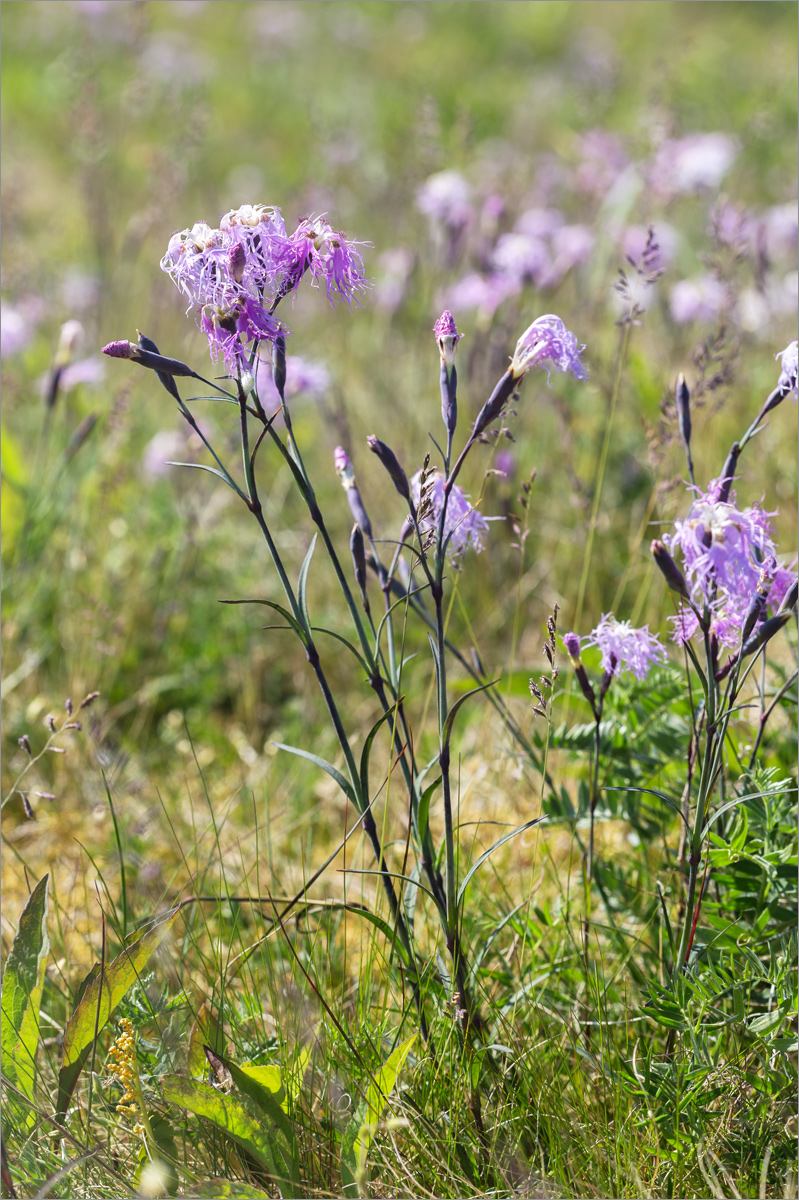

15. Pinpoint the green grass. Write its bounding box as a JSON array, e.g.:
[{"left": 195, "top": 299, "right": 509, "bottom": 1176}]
[{"left": 2, "top": 3, "right": 797, "bottom": 1198}]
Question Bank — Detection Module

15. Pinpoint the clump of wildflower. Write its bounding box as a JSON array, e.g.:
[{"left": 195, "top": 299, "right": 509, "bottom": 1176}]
[
  {"left": 411, "top": 470, "right": 489, "bottom": 561},
  {"left": 158, "top": 204, "right": 369, "bottom": 375},
  {"left": 510, "top": 314, "right": 588, "bottom": 383},
  {"left": 107, "top": 1018, "right": 144, "bottom": 1135},
  {"left": 664, "top": 483, "right": 791, "bottom": 646},
  {"left": 584, "top": 613, "right": 666, "bottom": 681}
]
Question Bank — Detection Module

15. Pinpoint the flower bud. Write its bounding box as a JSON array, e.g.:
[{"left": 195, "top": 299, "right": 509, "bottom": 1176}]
[
  {"left": 741, "top": 557, "right": 775, "bottom": 643},
  {"left": 740, "top": 610, "right": 791, "bottom": 660},
  {"left": 434, "top": 310, "right": 462, "bottom": 369},
  {"left": 651, "top": 540, "right": 690, "bottom": 600},
  {"left": 675, "top": 373, "right": 691, "bottom": 449},
  {"left": 335, "top": 448, "right": 373, "bottom": 537},
  {"left": 350, "top": 524, "right": 367, "bottom": 592},
  {"left": 272, "top": 334, "right": 287, "bottom": 399},
  {"left": 563, "top": 631, "right": 581, "bottom": 662},
  {"left": 367, "top": 435, "right": 410, "bottom": 500},
  {"left": 716, "top": 443, "right": 740, "bottom": 505}
]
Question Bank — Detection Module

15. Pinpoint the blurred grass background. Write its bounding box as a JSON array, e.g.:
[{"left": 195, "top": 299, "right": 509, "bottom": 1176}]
[{"left": 2, "top": 0, "right": 796, "bottom": 935}]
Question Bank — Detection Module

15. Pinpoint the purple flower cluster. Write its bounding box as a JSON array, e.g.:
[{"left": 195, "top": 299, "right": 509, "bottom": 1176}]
[
  {"left": 582, "top": 615, "right": 666, "bottom": 681},
  {"left": 411, "top": 470, "right": 489, "bottom": 561},
  {"left": 160, "top": 204, "right": 369, "bottom": 374},
  {"left": 665, "top": 483, "right": 794, "bottom": 646}
]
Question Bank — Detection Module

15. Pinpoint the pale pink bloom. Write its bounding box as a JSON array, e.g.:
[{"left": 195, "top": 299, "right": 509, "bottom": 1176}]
[{"left": 669, "top": 275, "right": 728, "bottom": 324}]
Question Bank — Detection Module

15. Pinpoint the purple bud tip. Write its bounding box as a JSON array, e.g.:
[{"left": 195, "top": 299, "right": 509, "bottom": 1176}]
[
  {"left": 434, "top": 310, "right": 458, "bottom": 340},
  {"left": 228, "top": 241, "right": 246, "bottom": 282},
  {"left": 102, "top": 339, "right": 134, "bottom": 359},
  {"left": 563, "top": 632, "right": 581, "bottom": 659},
  {"left": 334, "top": 446, "right": 351, "bottom": 474}
]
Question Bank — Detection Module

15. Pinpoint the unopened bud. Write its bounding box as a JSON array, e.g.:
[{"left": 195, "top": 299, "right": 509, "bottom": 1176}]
[
  {"left": 272, "top": 335, "right": 287, "bottom": 400},
  {"left": 651, "top": 540, "right": 690, "bottom": 600},
  {"left": 716, "top": 443, "right": 740, "bottom": 505},
  {"left": 334, "top": 446, "right": 355, "bottom": 489},
  {"left": 739, "top": 610, "right": 791, "bottom": 661},
  {"left": 350, "top": 524, "right": 367, "bottom": 592},
  {"left": 79, "top": 691, "right": 101, "bottom": 709},
  {"left": 46, "top": 714, "right": 56, "bottom": 733},
  {"left": 433, "top": 310, "right": 463, "bottom": 367},
  {"left": 675, "top": 373, "right": 691, "bottom": 448},
  {"left": 18, "top": 735, "right": 31, "bottom": 756},
  {"left": 21, "top": 794, "right": 35, "bottom": 820},
  {"left": 741, "top": 557, "right": 775, "bottom": 643},
  {"left": 563, "top": 632, "right": 581, "bottom": 663},
  {"left": 367, "top": 436, "right": 410, "bottom": 501},
  {"left": 473, "top": 369, "right": 516, "bottom": 439}
]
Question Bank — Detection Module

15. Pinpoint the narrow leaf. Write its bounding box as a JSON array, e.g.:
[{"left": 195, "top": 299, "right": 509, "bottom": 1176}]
[
  {"left": 272, "top": 741, "right": 356, "bottom": 804},
  {"left": 297, "top": 533, "right": 317, "bottom": 633},
  {"left": 219, "top": 598, "right": 307, "bottom": 645},
  {"left": 1, "top": 874, "right": 50, "bottom": 1103},
  {"left": 166, "top": 460, "right": 244, "bottom": 497},
  {"left": 359, "top": 704, "right": 401, "bottom": 806},
  {"left": 415, "top": 775, "right": 441, "bottom": 845},
  {"left": 442, "top": 679, "right": 499, "bottom": 749},
  {"left": 457, "top": 818, "right": 544, "bottom": 906}
]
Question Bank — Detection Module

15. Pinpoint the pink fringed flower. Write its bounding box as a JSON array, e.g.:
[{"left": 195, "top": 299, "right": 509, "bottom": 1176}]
[
  {"left": 411, "top": 470, "right": 489, "bottom": 561},
  {"left": 665, "top": 483, "right": 789, "bottom": 647},
  {"left": 510, "top": 314, "right": 588, "bottom": 382},
  {"left": 585, "top": 614, "right": 666, "bottom": 681}
]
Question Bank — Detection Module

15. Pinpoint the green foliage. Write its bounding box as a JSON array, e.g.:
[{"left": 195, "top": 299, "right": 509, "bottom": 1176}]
[{"left": 1, "top": 874, "right": 50, "bottom": 1107}]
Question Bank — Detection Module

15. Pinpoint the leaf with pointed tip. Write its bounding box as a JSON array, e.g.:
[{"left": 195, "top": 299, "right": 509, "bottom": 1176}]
[
  {"left": 311, "top": 626, "right": 371, "bottom": 674},
  {"left": 1, "top": 874, "right": 50, "bottom": 1105},
  {"left": 57, "top": 907, "right": 181, "bottom": 1117},
  {"left": 606, "top": 786, "right": 689, "bottom": 828},
  {"left": 442, "top": 680, "right": 499, "bottom": 750},
  {"left": 166, "top": 460, "right": 244, "bottom": 497},
  {"left": 161, "top": 1075, "right": 300, "bottom": 1196},
  {"left": 359, "top": 704, "right": 402, "bottom": 805},
  {"left": 341, "top": 1032, "right": 416, "bottom": 1197},
  {"left": 457, "top": 818, "right": 543, "bottom": 906},
  {"left": 415, "top": 775, "right": 441, "bottom": 845},
  {"left": 219, "top": 598, "right": 307, "bottom": 645},
  {"left": 297, "top": 533, "right": 317, "bottom": 633},
  {"left": 272, "top": 742, "right": 356, "bottom": 805}
]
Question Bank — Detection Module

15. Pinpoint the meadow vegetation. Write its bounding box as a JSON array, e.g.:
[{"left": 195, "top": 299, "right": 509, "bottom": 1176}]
[{"left": 2, "top": 3, "right": 797, "bottom": 1198}]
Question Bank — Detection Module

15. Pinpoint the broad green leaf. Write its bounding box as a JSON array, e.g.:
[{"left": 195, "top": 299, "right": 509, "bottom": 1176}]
[
  {"left": 162, "top": 1075, "right": 300, "bottom": 1197},
  {"left": 341, "top": 1032, "right": 416, "bottom": 1197},
  {"left": 188, "top": 1002, "right": 224, "bottom": 1078},
  {"left": 272, "top": 741, "right": 356, "bottom": 805},
  {"left": 57, "top": 907, "right": 180, "bottom": 1116},
  {"left": 1, "top": 873, "right": 50, "bottom": 1103},
  {"left": 456, "top": 818, "right": 543, "bottom": 905}
]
